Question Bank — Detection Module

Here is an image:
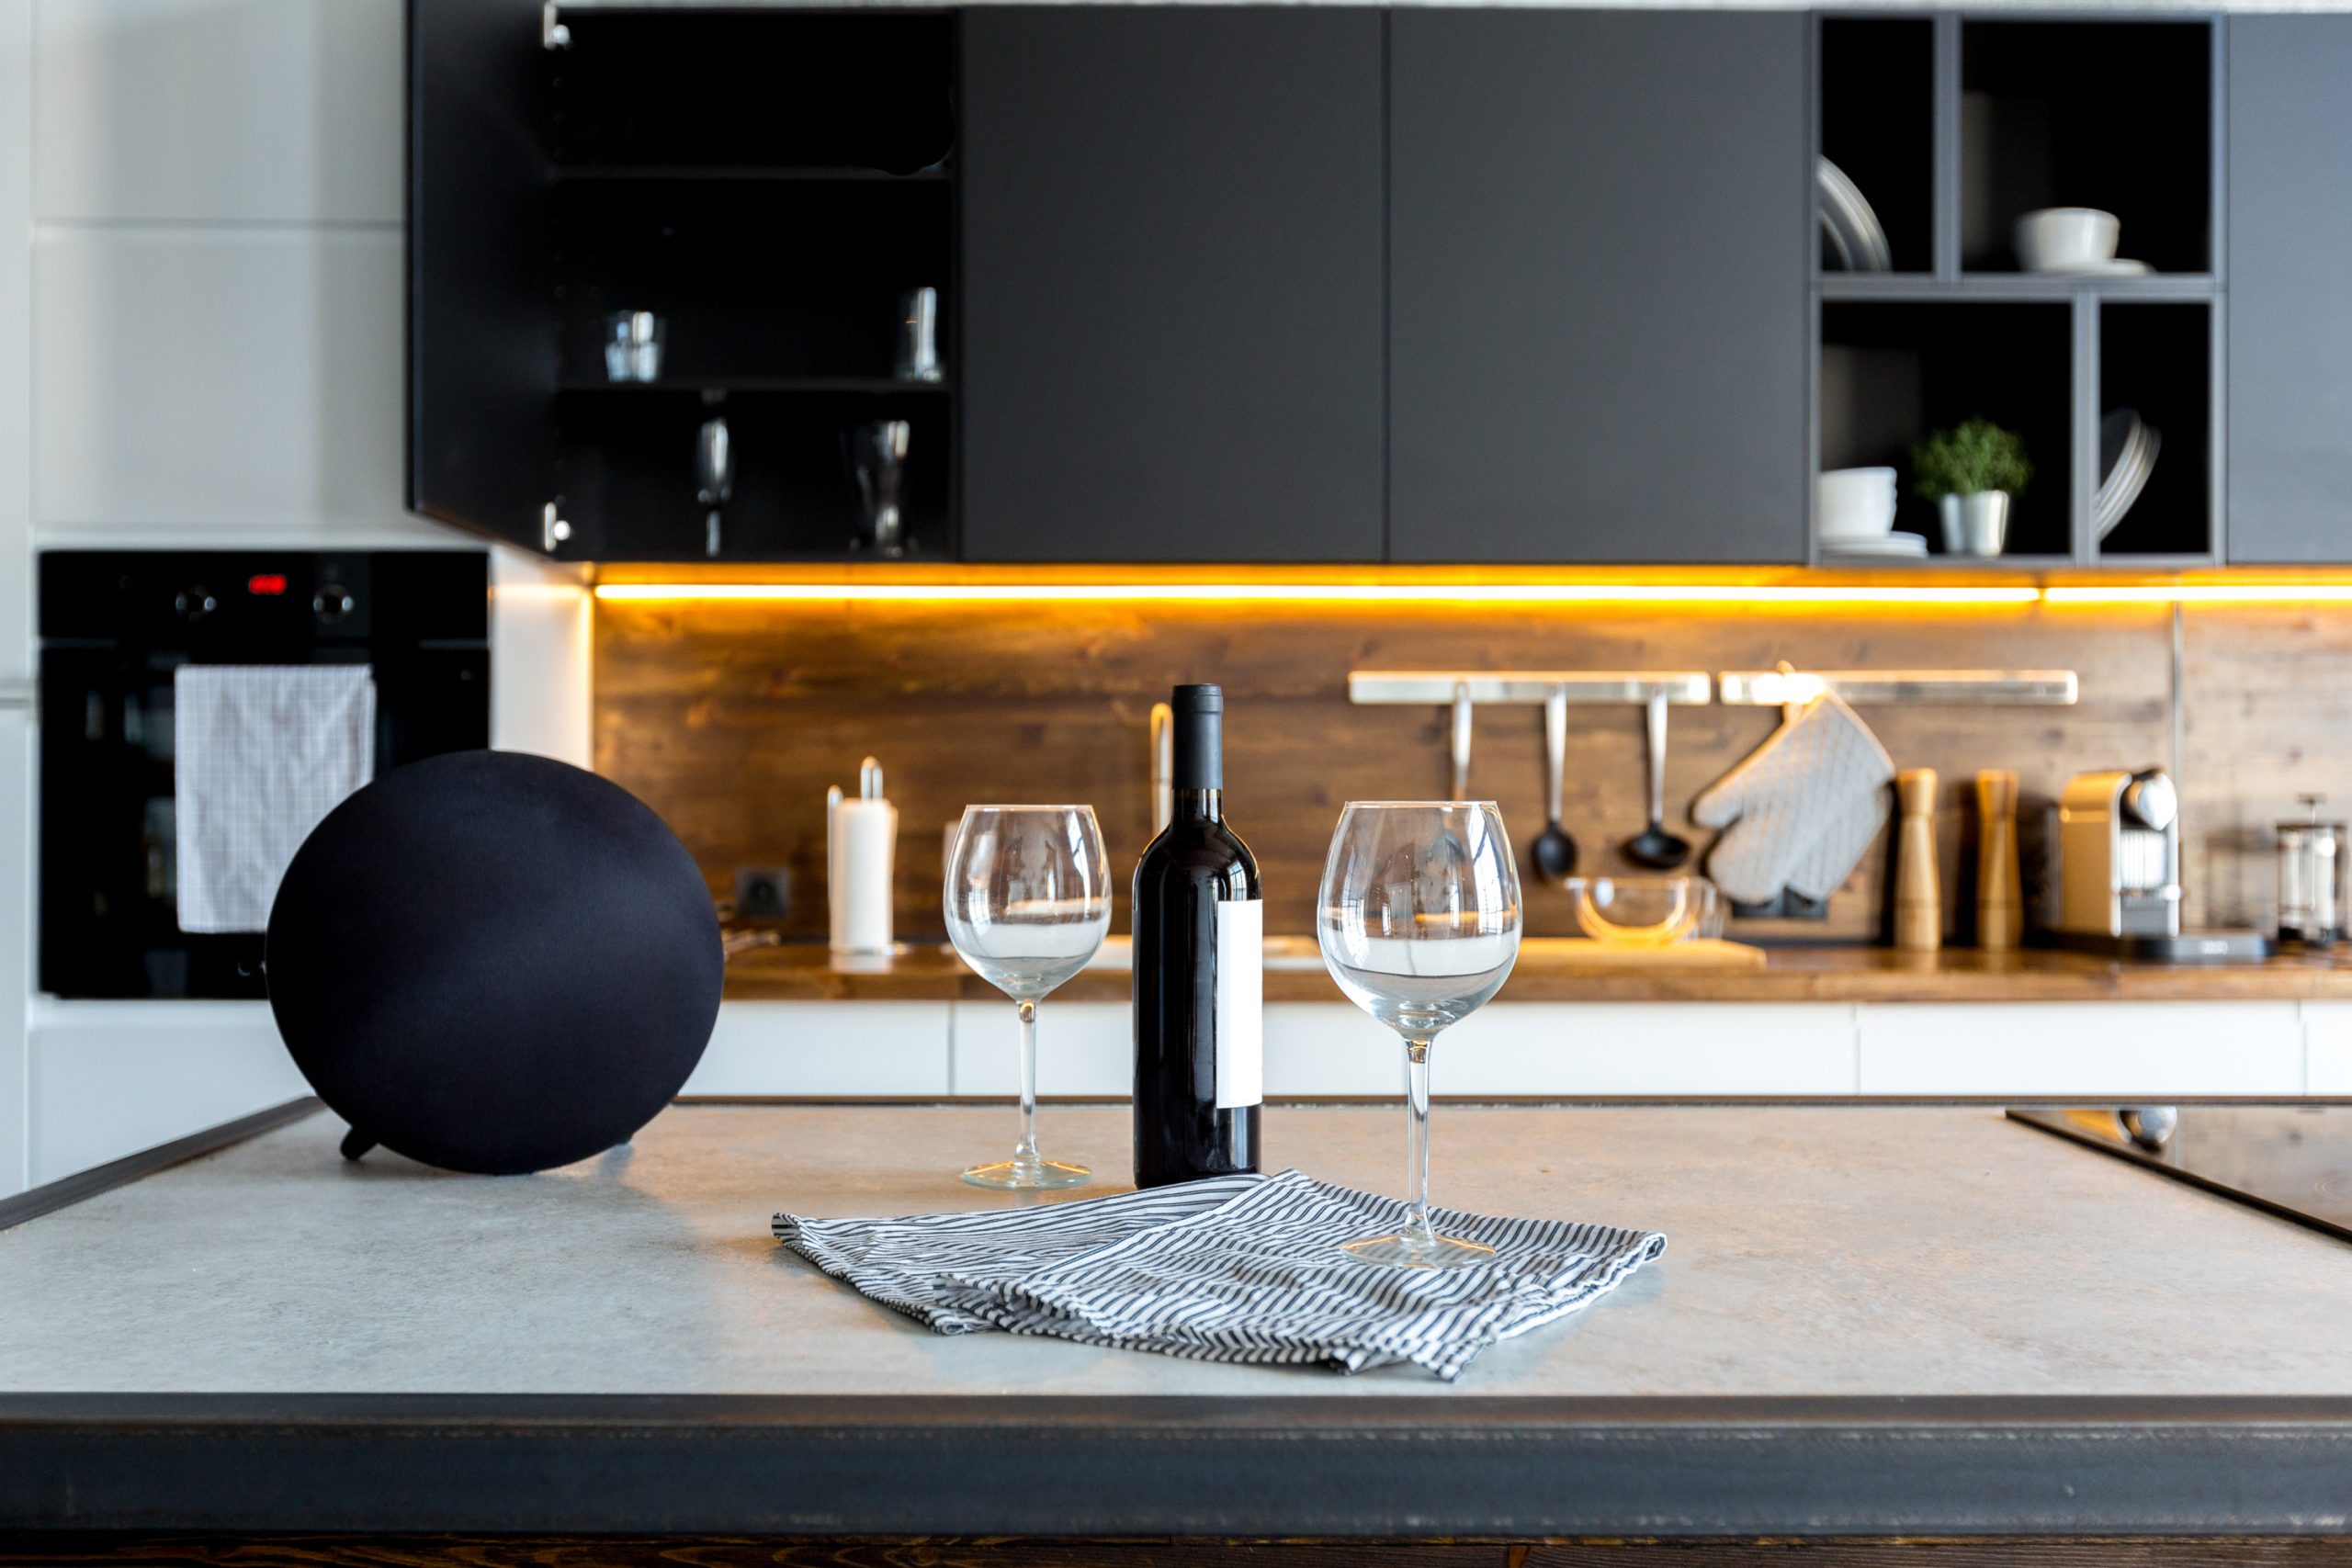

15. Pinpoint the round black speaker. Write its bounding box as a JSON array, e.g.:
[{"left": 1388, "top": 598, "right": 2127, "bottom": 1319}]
[{"left": 266, "top": 750, "right": 722, "bottom": 1175}]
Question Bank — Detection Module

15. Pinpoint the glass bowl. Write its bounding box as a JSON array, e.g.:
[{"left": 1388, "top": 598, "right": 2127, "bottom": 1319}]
[{"left": 1563, "top": 875, "right": 1723, "bottom": 947}]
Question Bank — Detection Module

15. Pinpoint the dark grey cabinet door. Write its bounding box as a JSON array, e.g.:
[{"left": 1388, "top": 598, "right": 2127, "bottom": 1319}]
[
  {"left": 1389, "top": 12, "right": 1809, "bottom": 564},
  {"left": 407, "top": 0, "right": 560, "bottom": 554},
  {"left": 2228, "top": 17, "right": 2352, "bottom": 565},
  {"left": 960, "top": 8, "right": 1385, "bottom": 562}
]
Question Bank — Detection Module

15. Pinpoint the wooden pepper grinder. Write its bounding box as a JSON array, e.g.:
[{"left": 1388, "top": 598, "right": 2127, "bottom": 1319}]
[
  {"left": 1975, "top": 769, "right": 2022, "bottom": 952},
  {"left": 1894, "top": 768, "right": 1941, "bottom": 952}
]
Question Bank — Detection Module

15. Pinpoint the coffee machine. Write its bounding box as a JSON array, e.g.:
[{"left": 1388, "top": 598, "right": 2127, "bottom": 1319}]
[{"left": 2053, "top": 767, "right": 2269, "bottom": 962}]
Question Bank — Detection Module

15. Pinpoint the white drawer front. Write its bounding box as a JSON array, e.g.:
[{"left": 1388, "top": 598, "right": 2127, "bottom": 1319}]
[
  {"left": 680, "top": 1002, "right": 951, "bottom": 1098},
  {"left": 952, "top": 1000, "right": 1130, "bottom": 1097},
  {"left": 1436, "top": 1003, "right": 1857, "bottom": 1097},
  {"left": 1857, "top": 1002, "right": 2306, "bottom": 1098}
]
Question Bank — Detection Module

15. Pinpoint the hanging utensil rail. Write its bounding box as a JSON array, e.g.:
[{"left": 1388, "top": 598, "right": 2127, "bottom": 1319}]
[
  {"left": 1348, "top": 671, "right": 1712, "bottom": 706},
  {"left": 1714, "top": 669, "right": 2078, "bottom": 706}
]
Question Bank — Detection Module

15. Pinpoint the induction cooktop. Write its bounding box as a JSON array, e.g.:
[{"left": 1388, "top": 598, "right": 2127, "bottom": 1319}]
[{"left": 2010, "top": 1105, "right": 2352, "bottom": 1245}]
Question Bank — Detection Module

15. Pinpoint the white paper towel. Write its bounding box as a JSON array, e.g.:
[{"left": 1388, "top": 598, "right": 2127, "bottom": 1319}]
[{"left": 829, "top": 797, "right": 897, "bottom": 953}]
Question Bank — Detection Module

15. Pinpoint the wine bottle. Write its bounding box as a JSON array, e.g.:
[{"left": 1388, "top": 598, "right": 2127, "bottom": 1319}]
[{"left": 1132, "top": 683, "right": 1262, "bottom": 1188}]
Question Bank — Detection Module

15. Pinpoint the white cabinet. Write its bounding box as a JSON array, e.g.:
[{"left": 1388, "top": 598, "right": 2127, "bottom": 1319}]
[
  {"left": 1856, "top": 1003, "right": 2307, "bottom": 1098},
  {"left": 2301, "top": 1003, "right": 2352, "bottom": 1093},
  {"left": 946, "top": 999, "right": 1860, "bottom": 1100},
  {"left": 26, "top": 1001, "right": 308, "bottom": 1187},
  {"left": 1439, "top": 1003, "right": 1859, "bottom": 1097},
  {"left": 32, "top": 228, "right": 435, "bottom": 542},
  {"left": 34, "top": 0, "right": 401, "bottom": 224},
  {"left": 952, "top": 1000, "right": 1128, "bottom": 1096},
  {"left": 681, "top": 1003, "right": 952, "bottom": 1099},
  {"left": 0, "top": 708, "right": 28, "bottom": 1197}
]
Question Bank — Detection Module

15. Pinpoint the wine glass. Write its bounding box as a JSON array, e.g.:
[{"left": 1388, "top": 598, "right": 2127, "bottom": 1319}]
[
  {"left": 1316, "top": 801, "right": 1523, "bottom": 1268},
  {"left": 944, "top": 805, "right": 1113, "bottom": 1190}
]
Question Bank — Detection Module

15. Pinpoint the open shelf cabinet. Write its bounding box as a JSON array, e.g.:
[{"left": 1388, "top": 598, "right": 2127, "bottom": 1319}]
[
  {"left": 410, "top": 0, "right": 958, "bottom": 562},
  {"left": 1810, "top": 12, "right": 2222, "bottom": 568}
]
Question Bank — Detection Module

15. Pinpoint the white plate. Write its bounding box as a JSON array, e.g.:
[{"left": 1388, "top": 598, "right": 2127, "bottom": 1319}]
[
  {"left": 2030, "top": 257, "right": 2154, "bottom": 276},
  {"left": 1823, "top": 532, "right": 1928, "bottom": 558},
  {"left": 1817, "top": 158, "right": 1891, "bottom": 273},
  {"left": 2096, "top": 425, "right": 2161, "bottom": 540}
]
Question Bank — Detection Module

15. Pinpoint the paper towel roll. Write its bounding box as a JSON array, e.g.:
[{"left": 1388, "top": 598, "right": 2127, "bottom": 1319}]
[{"left": 829, "top": 798, "right": 897, "bottom": 954}]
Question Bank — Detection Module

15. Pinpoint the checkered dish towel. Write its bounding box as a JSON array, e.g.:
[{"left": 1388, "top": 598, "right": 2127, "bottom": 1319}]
[
  {"left": 775, "top": 1170, "right": 1665, "bottom": 1380},
  {"left": 175, "top": 664, "right": 376, "bottom": 933}
]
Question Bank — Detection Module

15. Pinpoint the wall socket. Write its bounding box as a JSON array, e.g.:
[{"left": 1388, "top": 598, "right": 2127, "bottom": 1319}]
[{"left": 733, "top": 866, "right": 791, "bottom": 919}]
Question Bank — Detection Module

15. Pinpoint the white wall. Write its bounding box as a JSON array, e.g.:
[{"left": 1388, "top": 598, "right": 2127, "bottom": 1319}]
[
  {"left": 0, "top": 0, "right": 34, "bottom": 1197},
  {"left": 0, "top": 0, "right": 590, "bottom": 1194},
  {"left": 29, "top": 0, "right": 434, "bottom": 551}
]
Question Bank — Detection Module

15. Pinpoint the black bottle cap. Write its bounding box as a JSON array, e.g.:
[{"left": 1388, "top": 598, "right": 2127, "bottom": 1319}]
[{"left": 1172, "top": 683, "right": 1224, "bottom": 791}]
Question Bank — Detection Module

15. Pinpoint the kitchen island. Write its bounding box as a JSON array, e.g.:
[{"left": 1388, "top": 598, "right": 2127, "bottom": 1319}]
[{"left": 6, "top": 1101, "right": 2352, "bottom": 1558}]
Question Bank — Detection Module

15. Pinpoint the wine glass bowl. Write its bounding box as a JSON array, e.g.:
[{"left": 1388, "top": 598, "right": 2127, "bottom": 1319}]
[
  {"left": 944, "top": 805, "right": 1112, "bottom": 1190},
  {"left": 1317, "top": 801, "right": 1522, "bottom": 1268}
]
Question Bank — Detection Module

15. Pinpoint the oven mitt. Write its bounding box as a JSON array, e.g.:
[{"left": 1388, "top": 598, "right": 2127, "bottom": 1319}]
[{"left": 1690, "top": 693, "right": 1895, "bottom": 906}]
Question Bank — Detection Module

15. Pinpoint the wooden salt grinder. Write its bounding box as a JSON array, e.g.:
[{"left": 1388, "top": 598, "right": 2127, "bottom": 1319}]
[
  {"left": 1894, "top": 768, "right": 1942, "bottom": 952},
  {"left": 1976, "top": 769, "right": 2022, "bottom": 952}
]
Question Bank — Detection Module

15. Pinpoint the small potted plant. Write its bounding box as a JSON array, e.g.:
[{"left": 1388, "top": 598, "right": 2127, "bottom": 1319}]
[{"left": 1912, "top": 418, "right": 2031, "bottom": 558}]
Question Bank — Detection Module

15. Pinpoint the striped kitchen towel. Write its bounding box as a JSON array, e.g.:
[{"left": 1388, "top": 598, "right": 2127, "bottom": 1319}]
[
  {"left": 775, "top": 1170, "right": 1665, "bottom": 1379},
  {"left": 775, "top": 1174, "right": 1262, "bottom": 1333}
]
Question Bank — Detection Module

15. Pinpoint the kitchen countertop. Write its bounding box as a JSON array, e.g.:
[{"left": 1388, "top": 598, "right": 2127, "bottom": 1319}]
[
  {"left": 728, "top": 936, "right": 2352, "bottom": 1004},
  {"left": 6, "top": 1100, "right": 2352, "bottom": 1536}
]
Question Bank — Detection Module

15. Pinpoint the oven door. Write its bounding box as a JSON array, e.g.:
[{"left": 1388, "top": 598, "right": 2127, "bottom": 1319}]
[{"left": 37, "top": 646, "right": 487, "bottom": 999}]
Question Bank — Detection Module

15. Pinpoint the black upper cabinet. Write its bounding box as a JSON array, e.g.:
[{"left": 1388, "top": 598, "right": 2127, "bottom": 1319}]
[
  {"left": 407, "top": 0, "right": 559, "bottom": 555},
  {"left": 2228, "top": 17, "right": 2352, "bottom": 565},
  {"left": 960, "top": 7, "right": 1385, "bottom": 563},
  {"left": 1387, "top": 11, "right": 1810, "bottom": 564}
]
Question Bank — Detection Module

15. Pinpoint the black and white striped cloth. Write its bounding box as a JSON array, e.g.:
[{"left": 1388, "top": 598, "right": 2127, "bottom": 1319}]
[{"left": 775, "top": 1170, "right": 1665, "bottom": 1379}]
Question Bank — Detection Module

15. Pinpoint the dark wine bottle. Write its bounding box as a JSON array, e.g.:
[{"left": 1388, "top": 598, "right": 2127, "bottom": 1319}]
[{"left": 1132, "top": 683, "right": 1262, "bottom": 1188}]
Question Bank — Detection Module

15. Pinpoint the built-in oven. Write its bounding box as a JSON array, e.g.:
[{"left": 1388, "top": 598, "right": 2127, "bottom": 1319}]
[{"left": 38, "top": 550, "right": 491, "bottom": 999}]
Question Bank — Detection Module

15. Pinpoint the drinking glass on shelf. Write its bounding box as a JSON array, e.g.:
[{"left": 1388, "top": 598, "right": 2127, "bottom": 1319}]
[
  {"left": 944, "top": 805, "right": 1113, "bottom": 1190},
  {"left": 1316, "top": 801, "right": 1523, "bottom": 1269}
]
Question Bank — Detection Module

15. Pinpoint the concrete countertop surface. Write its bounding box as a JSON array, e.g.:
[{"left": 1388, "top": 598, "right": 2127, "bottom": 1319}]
[
  {"left": 5, "top": 1100, "right": 2349, "bottom": 1399},
  {"left": 12, "top": 1100, "right": 2352, "bottom": 1537}
]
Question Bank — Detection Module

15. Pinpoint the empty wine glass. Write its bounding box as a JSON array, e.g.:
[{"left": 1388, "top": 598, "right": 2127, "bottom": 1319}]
[
  {"left": 944, "top": 805, "right": 1113, "bottom": 1190},
  {"left": 1317, "top": 801, "right": 1523, "bottom": 1268}
]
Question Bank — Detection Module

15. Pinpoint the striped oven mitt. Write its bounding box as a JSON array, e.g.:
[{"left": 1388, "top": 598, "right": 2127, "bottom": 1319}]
[{"left": 1690, "top": 693, "right": 1894, "bottom": 906}]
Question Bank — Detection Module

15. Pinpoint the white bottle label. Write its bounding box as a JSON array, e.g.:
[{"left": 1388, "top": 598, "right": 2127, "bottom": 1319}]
[{"left": 1215, "top": 898, "right": 1264, "bottom": 1110}]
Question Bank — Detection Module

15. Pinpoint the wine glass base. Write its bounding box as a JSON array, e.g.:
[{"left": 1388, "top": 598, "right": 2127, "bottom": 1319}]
[
  {"left": 961, "top": 1158, "right": 1091, "bottom": 1191},
  {"left": 1340, "top": 1233, "right": 1496, "bottom": 1270}
]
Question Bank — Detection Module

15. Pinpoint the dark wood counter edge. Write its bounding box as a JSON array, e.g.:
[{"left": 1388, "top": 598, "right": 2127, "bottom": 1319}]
[
  {"left": 6, "top": 1394, "right": 2352, "bottom": 1538},
  {"left": 0, "top": 1098, "right": 322, "bottom": 1234}
]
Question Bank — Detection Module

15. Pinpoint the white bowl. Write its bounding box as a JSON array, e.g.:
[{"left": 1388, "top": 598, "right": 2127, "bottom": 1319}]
[
  {"left": 1817, "top": 466, "right": 1898, "bottom": 539},
  {"left": 2018, "top": 207, "right": 2120, "bottom": 272}
]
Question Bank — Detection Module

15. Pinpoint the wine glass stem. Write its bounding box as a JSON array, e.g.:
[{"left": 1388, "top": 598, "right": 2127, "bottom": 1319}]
[
  {"left": 1014, "top": 998, "right": 1042, "bottom": 1170},
  {"left": 1403, "top": 1036, "right": 1438, "bottom": 1249}
]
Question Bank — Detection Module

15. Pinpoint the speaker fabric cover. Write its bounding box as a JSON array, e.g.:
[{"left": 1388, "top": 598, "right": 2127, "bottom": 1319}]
[{"left": 266, "top": 750, "right": 722, "bottom": 1174}]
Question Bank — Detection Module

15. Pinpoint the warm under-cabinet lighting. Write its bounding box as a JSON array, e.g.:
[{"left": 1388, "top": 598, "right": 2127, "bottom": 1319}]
[
  {"left": 2043, "top": 583, "right": 2352, "bottom": 604},
  {"left": 591, "top": 581, "right": 2044, "bottom": 606}
]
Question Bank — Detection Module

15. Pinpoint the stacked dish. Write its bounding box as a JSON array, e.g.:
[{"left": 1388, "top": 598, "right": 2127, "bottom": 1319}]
[
  {"left": 1818, "top": 159, "right": 1891, "bottom": 274},
  {"left": 1817, "top": 466, "right": 1928, "bottom": 558},
  {"left": 2096, "top": 409, "right": 2162, "bottom": 541}
]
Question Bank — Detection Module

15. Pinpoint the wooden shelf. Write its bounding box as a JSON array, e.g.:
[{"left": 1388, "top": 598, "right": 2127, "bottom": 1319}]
[
  {"left": 558, "top": 377, "right": 952, "bottom": 396},
  {"left": 1820, "top": 273, "right": 2219, "bottom": 302},
  {"left": 554, "top": 164, "right": 949, "bottom": 184},
  {"left": 1814, "top": 552, "right": 2075, "bottom": 571}
]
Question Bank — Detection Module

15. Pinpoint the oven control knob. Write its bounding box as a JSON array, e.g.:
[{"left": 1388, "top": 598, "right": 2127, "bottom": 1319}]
[
  {"left": 174, "top": 585, "right": 216, "bottom": 622},
  {"left": 313, "top": 585, "right": 355, "bottom": 624}
]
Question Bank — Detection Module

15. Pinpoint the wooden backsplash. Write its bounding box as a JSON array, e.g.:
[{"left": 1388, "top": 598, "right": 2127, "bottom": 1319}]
[{"left": 594, "top": 598, "right": 2347, "bottom": 942}]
